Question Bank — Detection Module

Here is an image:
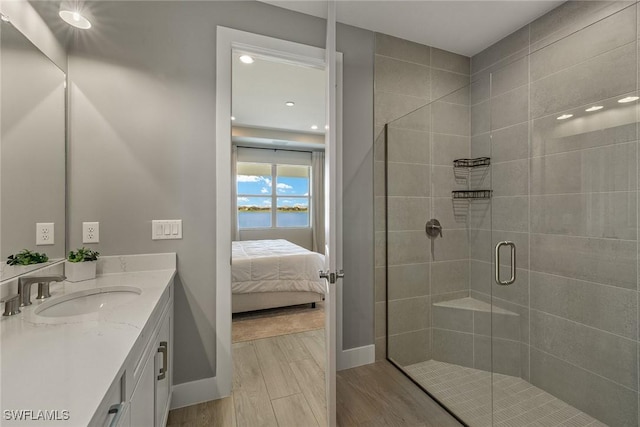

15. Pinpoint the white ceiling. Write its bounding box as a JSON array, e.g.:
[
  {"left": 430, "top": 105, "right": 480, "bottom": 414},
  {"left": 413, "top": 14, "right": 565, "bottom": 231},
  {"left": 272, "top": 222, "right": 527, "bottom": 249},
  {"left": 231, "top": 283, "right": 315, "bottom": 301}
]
[
  {"left": 236, "top": 1, "right": 566, "bottom": 138},
  {"left": 260, "top": 0, "right": 564, "bottom": 57},
  {"left": 232, "top": 52, "right": 326, "bottom": 135}
]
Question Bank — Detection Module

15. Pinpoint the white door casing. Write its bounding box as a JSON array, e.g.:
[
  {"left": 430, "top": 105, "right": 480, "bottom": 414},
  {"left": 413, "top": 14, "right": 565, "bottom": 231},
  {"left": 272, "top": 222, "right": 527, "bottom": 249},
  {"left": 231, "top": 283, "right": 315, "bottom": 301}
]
[{"left": 214, "top": 27, "right": 343, "bottom": 422}]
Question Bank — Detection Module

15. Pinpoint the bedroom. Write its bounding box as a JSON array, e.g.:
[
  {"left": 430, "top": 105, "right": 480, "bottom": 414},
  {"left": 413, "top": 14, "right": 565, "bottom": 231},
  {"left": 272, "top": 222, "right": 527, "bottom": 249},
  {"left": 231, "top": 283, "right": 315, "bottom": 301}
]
[{"left": 229, "top": 50, "right": 329, "bottom": 349}]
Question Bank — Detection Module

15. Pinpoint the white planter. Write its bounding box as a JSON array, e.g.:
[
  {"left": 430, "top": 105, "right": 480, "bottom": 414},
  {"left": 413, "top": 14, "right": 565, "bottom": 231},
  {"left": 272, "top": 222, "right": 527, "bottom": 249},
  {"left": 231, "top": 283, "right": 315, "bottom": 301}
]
[{"left": 65, "top": 260, "right": 97, "bottom": 282}]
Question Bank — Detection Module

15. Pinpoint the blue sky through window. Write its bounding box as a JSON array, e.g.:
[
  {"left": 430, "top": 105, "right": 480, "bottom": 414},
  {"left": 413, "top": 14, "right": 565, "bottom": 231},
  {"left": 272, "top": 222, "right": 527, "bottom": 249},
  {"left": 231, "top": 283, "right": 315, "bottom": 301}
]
[
  {"left": 237, "top": 174, "right": 272, "bottom": 197},
  {"left": 238, "top": 172, "right": 309, "bottom": 204},
  {"left": 276, "top": 176, "right": 308, "bottom": 196}
]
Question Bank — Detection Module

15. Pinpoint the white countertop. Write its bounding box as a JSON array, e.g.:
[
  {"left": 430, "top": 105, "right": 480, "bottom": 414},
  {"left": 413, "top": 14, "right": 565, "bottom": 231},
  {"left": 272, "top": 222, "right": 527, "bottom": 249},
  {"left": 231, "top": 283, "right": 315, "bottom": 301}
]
[{"left": 0, "top": 254, "right": 176, "bottom": 426}]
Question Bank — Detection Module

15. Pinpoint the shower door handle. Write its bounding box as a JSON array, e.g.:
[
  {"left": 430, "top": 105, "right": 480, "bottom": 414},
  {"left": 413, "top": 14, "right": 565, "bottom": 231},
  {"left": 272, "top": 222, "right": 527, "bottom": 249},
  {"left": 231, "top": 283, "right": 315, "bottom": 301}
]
[{"left": 495, "top": 241, "right": 516, "bottom": 286}]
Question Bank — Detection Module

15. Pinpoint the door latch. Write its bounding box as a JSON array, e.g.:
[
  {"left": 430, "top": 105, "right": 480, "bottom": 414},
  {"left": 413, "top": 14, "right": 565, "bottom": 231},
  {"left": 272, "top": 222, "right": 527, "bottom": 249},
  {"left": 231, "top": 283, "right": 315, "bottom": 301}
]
[{"left": 319, "top": 269, "right": 345, "bottom": 284}]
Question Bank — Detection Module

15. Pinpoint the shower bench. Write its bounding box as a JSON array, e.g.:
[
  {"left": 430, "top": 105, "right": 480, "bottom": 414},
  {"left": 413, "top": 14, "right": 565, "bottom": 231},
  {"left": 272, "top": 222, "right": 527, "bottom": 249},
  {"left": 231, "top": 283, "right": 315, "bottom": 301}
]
[{"left": 431, "top": 296, "right": 522, "bottom": 377}]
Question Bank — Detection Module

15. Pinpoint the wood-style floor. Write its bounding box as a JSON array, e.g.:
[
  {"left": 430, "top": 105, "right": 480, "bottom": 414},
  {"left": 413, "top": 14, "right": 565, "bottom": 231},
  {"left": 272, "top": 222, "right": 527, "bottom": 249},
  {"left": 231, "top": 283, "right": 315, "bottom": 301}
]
[
  {"left": 168, "top": 329, "right": 326, "bottom": 427},
  {"left": 337, "top": 361, "right": 462, "bottom": 427},
  {"left": 168, "top": 330, "right": 460, "bottom": 427},
  {"left": 232, "top": 303, "right": 325, "bottom": 343}
]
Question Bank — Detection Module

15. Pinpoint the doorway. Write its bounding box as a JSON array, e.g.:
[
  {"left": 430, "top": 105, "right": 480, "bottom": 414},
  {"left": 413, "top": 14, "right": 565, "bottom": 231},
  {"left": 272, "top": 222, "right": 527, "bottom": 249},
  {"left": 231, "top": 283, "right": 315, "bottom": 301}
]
[{"left": 215, "top": 26, "right": 343, "bottom": 426}]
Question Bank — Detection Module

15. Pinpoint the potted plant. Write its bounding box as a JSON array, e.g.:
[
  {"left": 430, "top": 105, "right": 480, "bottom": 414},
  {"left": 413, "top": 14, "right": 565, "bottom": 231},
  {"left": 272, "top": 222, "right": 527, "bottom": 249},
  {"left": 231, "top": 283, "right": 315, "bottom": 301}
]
[
  {"left": 66, "top": 247, "right": 100, "bottom": 282},
  {"left": 6, "top": 249, "right": 49, "bottom": 266}
]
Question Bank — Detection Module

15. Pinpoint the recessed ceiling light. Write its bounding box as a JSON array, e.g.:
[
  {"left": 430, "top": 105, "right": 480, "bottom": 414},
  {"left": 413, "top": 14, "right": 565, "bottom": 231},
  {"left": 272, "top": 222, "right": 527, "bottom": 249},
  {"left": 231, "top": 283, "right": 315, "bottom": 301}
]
[
  {"left": 285, "top": 101, "right": 295, "bottom": 107},
  {"left": 59, "top": 10, "right": 92, "bottom": 29},
  {"left": 231, "top": 116, "right": 236, "bottom": 121},
  {"left": 311, "top": 125, "right": 318, "bottom": 130},
  {"left": 557, "top": 114, "right": 573, "bottom": 120},
  {"left": 325, "top": 125, "right": 329, "bottom": 130},
  {"left": 0, "top": 14, "right": 10, "bottom": 23},
  {"left": 239, "top": 55, "right": 254, "bottom": 64},
  {"left": 585, "top": 105, "right": 603, "bottom": 112},
  {"left": 618, "top": 96, "right": 639, "bottom": 103}
]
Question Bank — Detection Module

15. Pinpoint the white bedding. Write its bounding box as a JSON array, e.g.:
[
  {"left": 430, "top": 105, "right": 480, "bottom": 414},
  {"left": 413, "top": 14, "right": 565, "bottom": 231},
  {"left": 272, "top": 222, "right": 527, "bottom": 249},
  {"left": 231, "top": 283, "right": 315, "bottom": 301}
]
[{"left": 232, "top": 239, "right": 327, "bottom": 295}]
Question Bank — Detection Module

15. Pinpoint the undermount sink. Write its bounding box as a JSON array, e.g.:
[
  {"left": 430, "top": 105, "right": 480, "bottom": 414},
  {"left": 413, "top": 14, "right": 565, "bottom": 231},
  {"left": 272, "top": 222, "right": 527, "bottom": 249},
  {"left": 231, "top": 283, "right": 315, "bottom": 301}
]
[{"left": 35, "top": 286, "right": 142, "bottom": 318}]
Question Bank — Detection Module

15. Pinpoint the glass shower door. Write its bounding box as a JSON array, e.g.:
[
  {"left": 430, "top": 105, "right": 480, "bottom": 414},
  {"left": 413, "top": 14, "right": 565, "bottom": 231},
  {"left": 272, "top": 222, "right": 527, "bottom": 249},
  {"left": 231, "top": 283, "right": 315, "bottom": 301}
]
[
  {"left": 487, "top": 4, "right": 639, "bottom": 425},
  {"left": 383, "top": 3, "right": 640, "bottom": 426},
  {"left": 385, "top": 84, "right": 494, "bottom": 427}
]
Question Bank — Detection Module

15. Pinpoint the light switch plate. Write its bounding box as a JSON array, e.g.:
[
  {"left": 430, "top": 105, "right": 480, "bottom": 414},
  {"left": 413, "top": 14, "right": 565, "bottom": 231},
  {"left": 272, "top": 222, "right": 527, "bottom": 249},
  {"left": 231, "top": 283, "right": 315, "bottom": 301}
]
[
  {"left": 36, "top": 223, "right": 54, "bottom": 245},
  {"left": 83, "top": 222, "right": 99, "bottom": 243},
  {"left": 152, "top": 220, "right": 182, "bottom": 240}
]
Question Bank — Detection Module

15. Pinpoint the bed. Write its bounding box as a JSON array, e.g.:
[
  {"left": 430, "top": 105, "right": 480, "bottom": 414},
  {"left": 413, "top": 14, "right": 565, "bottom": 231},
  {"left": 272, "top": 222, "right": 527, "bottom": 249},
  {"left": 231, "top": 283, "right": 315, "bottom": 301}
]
[{"left": 231, "top": 239, "right": 326, "bottom": 313}]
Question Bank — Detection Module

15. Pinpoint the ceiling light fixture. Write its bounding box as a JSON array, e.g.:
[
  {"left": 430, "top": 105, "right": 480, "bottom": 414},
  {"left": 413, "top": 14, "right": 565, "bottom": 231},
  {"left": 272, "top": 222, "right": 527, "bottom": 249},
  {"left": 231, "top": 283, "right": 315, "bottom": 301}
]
[
  {"left": 231, "top": 116, "right": 236, "bottom": 121},
  {"left": 285, "top": 101, "right": 295, "bottom": 107},
  {"left": 59, "top": 10, "right": 92, "bottom": 29},
  {"left": 556, "top": 114, "right": 573, "bottom": 120},
  {"left": 239, "top": 55, "right": 254, "bottom": 64},
  {"left": 585, "top": 106, "right": 603, "bottom": 112},
  {"left": 618, "top": 96, "right": 639, "bottom": 103},
  {"left": 311, "top": 125, "right": 319, "bottom": 130}
]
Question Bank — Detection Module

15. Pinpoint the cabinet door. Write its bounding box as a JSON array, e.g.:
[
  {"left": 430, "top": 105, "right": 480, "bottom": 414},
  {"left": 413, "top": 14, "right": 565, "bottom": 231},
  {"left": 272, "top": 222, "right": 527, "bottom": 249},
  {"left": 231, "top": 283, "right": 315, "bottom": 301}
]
[
  {"left": 155, "top": 308, "right": 172, "bottom": 427},
  {"left": 115, "top": 403, "right": 130, "bottom": 427},
  {"left": 130, "top": 350, "right": 155, "bottom": 427}
]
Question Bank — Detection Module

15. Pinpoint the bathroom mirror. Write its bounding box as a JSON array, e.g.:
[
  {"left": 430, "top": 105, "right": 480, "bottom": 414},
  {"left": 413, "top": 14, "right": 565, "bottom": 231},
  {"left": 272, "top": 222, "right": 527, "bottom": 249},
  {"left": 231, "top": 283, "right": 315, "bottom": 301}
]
[{"left": 0, "top": 19, "right": 66, "bottom": 281}]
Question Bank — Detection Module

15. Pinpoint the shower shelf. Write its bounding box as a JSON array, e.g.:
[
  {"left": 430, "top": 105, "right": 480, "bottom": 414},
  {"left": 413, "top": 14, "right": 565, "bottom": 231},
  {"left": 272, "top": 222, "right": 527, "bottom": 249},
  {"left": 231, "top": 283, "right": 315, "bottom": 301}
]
[
  {"left": 453, "top": 157, "right": 491, "bottom": 168},
  {"left": 452, "top": 190, "right": 492, "bottom": 200}
]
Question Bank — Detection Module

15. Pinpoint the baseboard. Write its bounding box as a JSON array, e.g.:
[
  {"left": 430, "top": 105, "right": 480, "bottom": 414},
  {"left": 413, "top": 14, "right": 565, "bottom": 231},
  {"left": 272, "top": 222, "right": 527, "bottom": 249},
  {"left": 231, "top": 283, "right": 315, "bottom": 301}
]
[
  {"left": 170, "top": 376, "right": 230, "bottom": 410},
  {"left": 338, "top": 344, "right": 375, "bottom": 371}
]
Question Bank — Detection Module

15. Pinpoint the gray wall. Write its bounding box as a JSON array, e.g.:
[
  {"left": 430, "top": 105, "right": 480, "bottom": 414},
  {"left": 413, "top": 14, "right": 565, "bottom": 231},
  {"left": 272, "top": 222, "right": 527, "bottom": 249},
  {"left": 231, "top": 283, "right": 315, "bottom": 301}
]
[
  {"left": 67, "top": 1, "right": 374, "bottom": 386},
  {"left": 338, "top": 23, "right": 375, "bottom": 349},
  {"left": 374, "top": 34, "right": 470, "bottom": 363},
  {"left": 470, "top": 2, "right": 639, "bottom": 425}
]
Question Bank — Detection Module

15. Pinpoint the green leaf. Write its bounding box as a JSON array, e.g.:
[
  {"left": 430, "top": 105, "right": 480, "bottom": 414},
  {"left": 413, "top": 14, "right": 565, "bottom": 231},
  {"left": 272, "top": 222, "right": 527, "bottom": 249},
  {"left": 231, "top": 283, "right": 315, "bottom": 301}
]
[
  {"left": 67, "top": 247, "right": 99, "bottom": 262},
  {"left": 6, "top": 249, "right": 49, "bottom": 265}
]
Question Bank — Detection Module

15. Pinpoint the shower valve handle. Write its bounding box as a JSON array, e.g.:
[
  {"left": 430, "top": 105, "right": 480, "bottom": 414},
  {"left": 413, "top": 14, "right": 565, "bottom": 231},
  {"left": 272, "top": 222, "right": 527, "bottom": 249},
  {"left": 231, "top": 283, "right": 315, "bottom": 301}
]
[{"left": 426, "top": 219, "right": 443, "bottom": 238}]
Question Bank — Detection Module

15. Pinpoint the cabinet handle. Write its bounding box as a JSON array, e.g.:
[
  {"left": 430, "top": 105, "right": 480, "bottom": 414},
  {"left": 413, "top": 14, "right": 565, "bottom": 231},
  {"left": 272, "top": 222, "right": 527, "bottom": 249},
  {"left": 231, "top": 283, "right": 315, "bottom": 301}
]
[
  {"left": 108, "top": 403, "right": 123, "bottom": 427},
  {"left": 157, "top": 341, "right": 168, "bottom": 381}
]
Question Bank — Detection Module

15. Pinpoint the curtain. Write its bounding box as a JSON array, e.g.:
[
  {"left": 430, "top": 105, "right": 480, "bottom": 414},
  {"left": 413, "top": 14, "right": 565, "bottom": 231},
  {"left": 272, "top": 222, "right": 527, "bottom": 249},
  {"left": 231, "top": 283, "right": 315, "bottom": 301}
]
[
  {"left": 311, "top": 151, "right": 325, "bottom": 254},
  {"left": 231, "top": 146, "right": 240, "bottom": 241}
]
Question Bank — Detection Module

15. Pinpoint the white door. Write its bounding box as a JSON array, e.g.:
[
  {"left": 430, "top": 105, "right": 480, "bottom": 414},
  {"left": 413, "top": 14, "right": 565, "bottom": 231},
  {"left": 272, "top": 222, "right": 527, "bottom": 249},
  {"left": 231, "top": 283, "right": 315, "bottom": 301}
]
[
  {"left": 323, "top": 2, "right": 340, "bottom": 426},
  {"left": 216, "top": 24, "right": 342, "bottom": 420}
]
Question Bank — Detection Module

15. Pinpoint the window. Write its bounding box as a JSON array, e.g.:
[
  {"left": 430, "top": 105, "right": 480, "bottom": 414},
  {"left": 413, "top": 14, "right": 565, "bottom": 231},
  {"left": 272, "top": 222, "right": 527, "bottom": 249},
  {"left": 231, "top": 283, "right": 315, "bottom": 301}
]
[{"left": 237, "top": 162, "right": 310, "bottom": 229}]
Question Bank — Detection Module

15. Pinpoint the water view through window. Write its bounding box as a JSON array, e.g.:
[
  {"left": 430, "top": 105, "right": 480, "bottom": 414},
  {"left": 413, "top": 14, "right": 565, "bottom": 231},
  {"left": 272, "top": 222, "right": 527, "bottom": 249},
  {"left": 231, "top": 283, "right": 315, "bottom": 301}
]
[{"left": 237, "top": 163, "right": 310, "bottom": 228}]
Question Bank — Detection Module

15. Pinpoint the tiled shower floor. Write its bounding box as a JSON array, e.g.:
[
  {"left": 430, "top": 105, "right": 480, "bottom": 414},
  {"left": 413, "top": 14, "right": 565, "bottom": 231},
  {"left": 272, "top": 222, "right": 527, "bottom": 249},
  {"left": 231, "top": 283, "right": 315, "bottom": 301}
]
[{"left": 404, "top": 360, "right": 607, "bottom": 427}]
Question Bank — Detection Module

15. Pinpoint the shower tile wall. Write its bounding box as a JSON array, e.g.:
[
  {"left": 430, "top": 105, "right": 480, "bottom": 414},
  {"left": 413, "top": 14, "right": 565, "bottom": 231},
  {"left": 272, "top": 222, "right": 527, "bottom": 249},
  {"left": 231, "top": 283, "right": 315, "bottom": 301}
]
[
  {"left": 373, "top": 33, "right": 470, "bottom": 364},
  {"left": 470, "top": 2, "right": 639, "bottom": 425}
]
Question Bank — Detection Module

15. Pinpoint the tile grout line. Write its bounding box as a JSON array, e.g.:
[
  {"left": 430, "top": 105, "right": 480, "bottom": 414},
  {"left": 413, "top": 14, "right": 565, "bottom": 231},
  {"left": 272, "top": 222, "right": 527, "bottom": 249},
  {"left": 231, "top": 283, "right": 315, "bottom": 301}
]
[
  {"left": 375, "top": 52, "right": 471, "bottom": 77},
  {"left": 636, "top": 2, "right": 639, "bottom": 417},
  {"left": 527, "top": 21, "right": 533, "bottom": 387},
  {"left": 531, "top": 346, "right": 638, "bottom": 394},
  {"left": 406, "top": 360, "right": 600, "bottom": 427},
  {"left": 476, "top": 259, "right": 640, "bottom": 294}
]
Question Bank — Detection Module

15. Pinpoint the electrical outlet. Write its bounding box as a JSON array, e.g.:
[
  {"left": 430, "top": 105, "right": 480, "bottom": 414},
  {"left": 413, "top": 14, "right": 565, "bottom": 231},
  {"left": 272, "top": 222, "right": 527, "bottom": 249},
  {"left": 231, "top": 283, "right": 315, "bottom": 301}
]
[
  {"left": 83, "top": 222, "right": 99, "bottom": 243},
  {"left": 36, "top": 223, "right": 54, "bottom": 245}
]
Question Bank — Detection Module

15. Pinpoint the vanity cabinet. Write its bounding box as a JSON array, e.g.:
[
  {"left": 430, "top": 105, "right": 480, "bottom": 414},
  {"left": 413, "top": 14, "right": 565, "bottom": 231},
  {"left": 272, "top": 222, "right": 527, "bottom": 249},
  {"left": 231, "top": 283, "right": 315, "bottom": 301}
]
[
  {"left": 129, "top": 347, "right": 155, "bottom": 426},
  {"left": 91, "top": 282, "right": 173, "bottom": 427},
  {"left": 155, "top": 310, "right": 172, "bottom": 426}
]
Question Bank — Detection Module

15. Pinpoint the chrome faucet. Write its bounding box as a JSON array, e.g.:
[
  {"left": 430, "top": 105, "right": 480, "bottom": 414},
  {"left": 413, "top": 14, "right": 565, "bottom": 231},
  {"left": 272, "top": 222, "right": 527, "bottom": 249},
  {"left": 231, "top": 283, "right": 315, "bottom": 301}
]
[{"left": 17, "top": 275, "right": 66, "bottom": 307}]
